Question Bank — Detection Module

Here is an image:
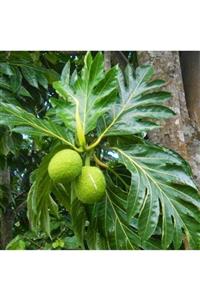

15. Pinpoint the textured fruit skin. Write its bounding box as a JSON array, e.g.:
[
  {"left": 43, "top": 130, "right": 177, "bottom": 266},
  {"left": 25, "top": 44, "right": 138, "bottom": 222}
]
[
  {"left": 75, "top": 166, "right": 106, "bottom": 204},
  {"left": 48, "top": 149, "right": 82, "bottom": 183}
]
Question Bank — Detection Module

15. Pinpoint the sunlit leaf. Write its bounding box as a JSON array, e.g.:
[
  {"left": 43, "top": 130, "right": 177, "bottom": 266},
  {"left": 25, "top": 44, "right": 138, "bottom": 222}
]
[
  {"left": 53, "top": 52, "right": 118, "bottom": 135},
  {"left": 110, "top": 142, "right": 200, "bottom": 249},
  {"left": 0, "top": 103, "right": 75, "bottom": 147},
  {"left": 96, "top": 65, "right": 174, "bottom": 139}
]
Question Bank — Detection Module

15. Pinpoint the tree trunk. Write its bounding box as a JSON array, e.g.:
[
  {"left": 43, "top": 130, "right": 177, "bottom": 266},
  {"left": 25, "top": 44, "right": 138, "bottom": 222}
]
[
  {"left": 111, "top": 51, "right": 129, "bottom": 70},
  {"left": 179, "top": 52, "right": 200, "bottom": 187},
  {"left": 137, "top": 51, "right": 200, "bottom": 186},
  {"left": 180, "top": 52, "right": 200, "bottom": 127},
  {"left": 104, "top": 51, "right": 111, "bottom": 70},
  {"left": 0, "top": 164, "right": 14, "bottom": 249},
  {"left": 137, "top": 51, "right": 189, "bottom": 157}
]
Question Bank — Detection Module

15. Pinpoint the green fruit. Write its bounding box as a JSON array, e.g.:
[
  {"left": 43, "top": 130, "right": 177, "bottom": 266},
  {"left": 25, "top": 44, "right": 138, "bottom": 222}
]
[
  {"left": 48, "top": 149, "right": 82, "bottom": 183},
  {"left": 75, "top": 166, "right": 106, "bottom": 204}
]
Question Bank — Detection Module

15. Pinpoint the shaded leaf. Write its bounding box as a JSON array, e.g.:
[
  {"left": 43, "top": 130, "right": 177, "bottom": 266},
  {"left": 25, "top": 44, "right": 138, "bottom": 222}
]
[
  {"left": 0, "top": 63, "right": 14, "bottom": 76},
  {"left": 71, "top": 190, "right": 86, "bottom": 249},
  {"left": 21, "top": 66, "right": 38, "bottom": 88},
  {"left": 27, "top": 146, "right": 64, "bottom": 235},
  {"left": 36, "top": 72, "right": 48, "bottom": 89},
  {"left": 10, "top": 67, "right": 22, "bottom": 93},
  {"left": 6, "top": 235, "right": 26, "bottom": 250},
  {"left": 52, "top": 182, "right": 71, "bottom": 211},
  {"left": 64, "top": 236, "right": 80, "bottom": 249}
]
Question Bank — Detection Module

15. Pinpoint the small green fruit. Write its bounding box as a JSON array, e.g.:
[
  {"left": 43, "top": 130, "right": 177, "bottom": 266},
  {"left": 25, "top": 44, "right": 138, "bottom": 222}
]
[
  {"left": 75, "top": 166, "right": 106, "bottom": 204},
  {"left": 48, "top": 149, "right": 82, "bottom": 183}
]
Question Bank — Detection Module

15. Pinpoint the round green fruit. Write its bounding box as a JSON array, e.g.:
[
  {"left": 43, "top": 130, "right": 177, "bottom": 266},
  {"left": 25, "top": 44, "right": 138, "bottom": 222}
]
[
  {"left": 75, "top": 166, "right": 106, "bottom": 204},
  {"left": 48, "top": 149, "right": 82, "bottom": 183}
]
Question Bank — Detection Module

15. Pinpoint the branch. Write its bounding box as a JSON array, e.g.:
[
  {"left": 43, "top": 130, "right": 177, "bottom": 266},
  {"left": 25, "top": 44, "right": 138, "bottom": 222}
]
[
  {"left": 94, "top": 154, "right": 108, "bottom": 169},
  {"left": 15, "top": 200, "right": 26, "bottom": 215}
]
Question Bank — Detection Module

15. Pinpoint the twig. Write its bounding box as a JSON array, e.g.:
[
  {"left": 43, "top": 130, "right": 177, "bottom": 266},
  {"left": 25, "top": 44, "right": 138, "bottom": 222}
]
[{"left": 94, "top": 154, "right": 108, "bottom": 169}]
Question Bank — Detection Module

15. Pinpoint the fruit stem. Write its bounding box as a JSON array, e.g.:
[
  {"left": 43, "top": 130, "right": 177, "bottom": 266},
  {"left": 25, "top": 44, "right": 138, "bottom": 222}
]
[
  {"left": 94, "top": 154, "right": 108, "bottom": 169},
  {"left": 85, "top": 150, "right": 93, "bottom": 166}
]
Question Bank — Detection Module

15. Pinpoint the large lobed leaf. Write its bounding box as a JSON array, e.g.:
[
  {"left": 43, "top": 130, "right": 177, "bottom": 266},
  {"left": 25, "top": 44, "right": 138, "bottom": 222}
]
[
  {"left": 27, "top": 145, "right": 70, "bottom": 236},
  {"left": 27, "top": 150, "right": 55, "bottom": 236},
  {"left": 86, "top": 175, "right": 161, "bottom": 250},
  {"left": 94, "top": 65, "right": 175, "bottom": 143},
  {"left": 108, "top": 141, "right": 200, "bottom": 249},
  {"left": 53, "top": 52, "right": 118, "bottom": 135},
  {"left": 0, "top": 102, "right": 75, "bottom": 148},
  {"left": 46, "top": 97, "right": 76, "bottom": 133}
]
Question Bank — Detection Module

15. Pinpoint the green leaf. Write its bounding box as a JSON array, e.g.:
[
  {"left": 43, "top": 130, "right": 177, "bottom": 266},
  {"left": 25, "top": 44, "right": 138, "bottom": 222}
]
[
  {"left": 36, "top": 72, "right": 48, "bottom": 89},
  {"left": 18, "top": 86, "right": 32, "bottom": 98},
  {"left": 45, "top": 69, "right": 60, "bottom": 84},
  {"left": 111, "top": 143, "right": 200, "bottom": 249},
  {"left": 0, "top": 89, "right": 21, "bottom": 106},
  {"left": 0, "top": 63, "right": 14, "bottom": 76},
  {"left": 95, "top": 64, "right": 173, "bottom": 140},
  {"left": 0, "top": 129, "right": 15, "bottom": 156},
  {"left": 0, "top": 76, "right": 11, "bottom": 91},
  {"left": 86, "top": 175, "right": 160, "bottom": 250},
  {"left": 52, "top": 239, "right": 64, "bottom": 249},
  {"left": 0, "top": 69, "right": 28, "bottom": 98},
  {"left": 52, "top": 182, "right": 71, "bottom": 211},
  {"left": 47, "top": 97, "right": 75, "bottom": 132},
  {"left": 61, "top": 61, "right": 70, "bottom": 84},
  {"left": 27, "top": 146, "right": 62, "bottom": 235},
  {"left": 21, "top": 66, "right": 38, "bottom": 88},
  {"left": 53, "top": 52, "right": 118, "bottom": 135},
  {"left": 10, "top": 67, "right": 22, "bottom": 93},
  {"left": 44, "top": 52, "right": 59, "bottom": 64},
  {"left": 27, "top": 176, "right": 52, "bottom": 236},
  {"left": 71, "top": 186, "right": 86, "bottom": 248},
  {"left": 49, "top": 195, "right": 59, "bottom": 217},
  {"left": 64, "top": 236, "right": 80, "bottom": 249},
  {"left": 0, "top": 103, "right": 75, "bottom": 148},
  {"left": 6, "top": 235, "right": 26, "bottom": 250}
]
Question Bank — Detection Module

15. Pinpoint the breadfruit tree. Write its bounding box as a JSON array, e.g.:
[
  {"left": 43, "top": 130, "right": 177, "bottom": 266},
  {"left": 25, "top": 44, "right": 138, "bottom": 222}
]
[{"left": 0, "top": 52, "right": 199, "bottom": 249}]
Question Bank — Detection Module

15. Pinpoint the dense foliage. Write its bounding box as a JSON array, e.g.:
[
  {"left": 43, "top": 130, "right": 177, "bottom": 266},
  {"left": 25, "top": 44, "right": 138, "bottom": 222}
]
[{"left": 0, "top": 51, "right": 199, "bottom": 249}]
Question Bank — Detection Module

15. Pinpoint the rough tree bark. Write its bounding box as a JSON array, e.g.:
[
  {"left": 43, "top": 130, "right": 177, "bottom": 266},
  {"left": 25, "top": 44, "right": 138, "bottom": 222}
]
[
  {"left": 111, "top": 51, "right": 129, "bottom": 70},
  {"left": 179, "top": 52, "right": 200, "bottom": 187},
  {"left": 180, "top": 52, "right": 200, "bottom": 126},
  {"left": 137, "top": 51, "right": 200, "bottom": 187},
  {"left": 104, "top": 51, "right": 111, "bottom": 70},
  {"left": 0, "top": 163, "right": 14, "bottom": 249}
]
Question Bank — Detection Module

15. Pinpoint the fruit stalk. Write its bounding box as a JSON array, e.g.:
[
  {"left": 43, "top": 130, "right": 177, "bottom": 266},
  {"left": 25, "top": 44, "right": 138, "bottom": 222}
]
[{"left": 94, "top": 154, "right": 108, "bottom": 169}]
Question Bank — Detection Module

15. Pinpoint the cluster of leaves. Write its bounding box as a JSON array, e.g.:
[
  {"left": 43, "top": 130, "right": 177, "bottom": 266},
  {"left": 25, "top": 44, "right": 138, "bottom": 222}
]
[
  {"left": 0, "top": 51, "right": 87, "bottom": 249},
  {"left": 0, "top": 52, "right": 199, "bottom": 250},
  {"left": 6, "top": 215, "right": 80, "bottom": 250}
]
